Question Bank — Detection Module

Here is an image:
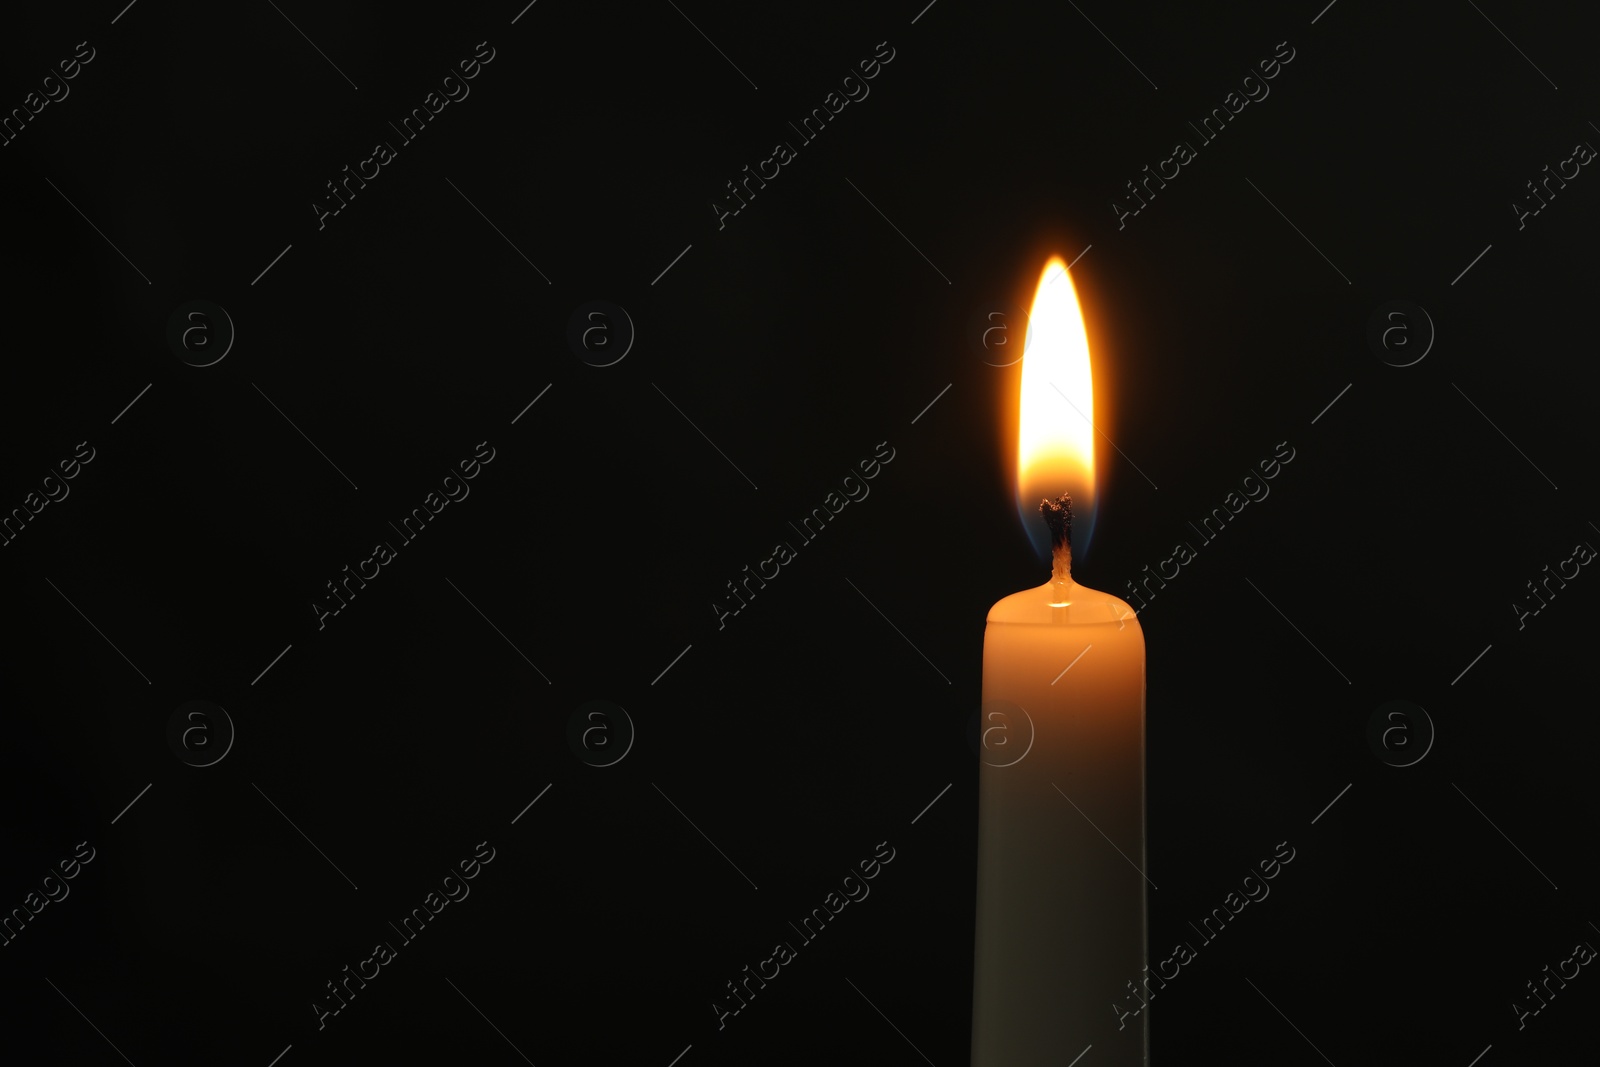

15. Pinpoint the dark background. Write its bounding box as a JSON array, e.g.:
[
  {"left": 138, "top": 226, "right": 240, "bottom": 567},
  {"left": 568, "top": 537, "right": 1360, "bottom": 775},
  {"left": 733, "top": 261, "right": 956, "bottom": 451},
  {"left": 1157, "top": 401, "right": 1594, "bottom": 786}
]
[{"left": 2, "top": 1, "right": 1597, "bottom": 1064}]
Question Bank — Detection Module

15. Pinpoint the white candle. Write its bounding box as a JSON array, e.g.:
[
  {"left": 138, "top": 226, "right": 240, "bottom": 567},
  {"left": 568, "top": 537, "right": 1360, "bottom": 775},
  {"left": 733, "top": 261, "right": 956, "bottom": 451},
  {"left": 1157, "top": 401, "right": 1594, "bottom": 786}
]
[{"left": 971, "top": 258, "right": 1148, "bottom": 1067}]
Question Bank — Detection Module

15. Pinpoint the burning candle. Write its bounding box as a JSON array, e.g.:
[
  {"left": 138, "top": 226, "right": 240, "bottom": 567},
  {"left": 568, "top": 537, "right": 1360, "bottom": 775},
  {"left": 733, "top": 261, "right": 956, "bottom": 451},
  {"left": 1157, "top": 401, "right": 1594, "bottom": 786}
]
[{"left": 971, "top": 257, "right": 1148, "bottom": 1067}]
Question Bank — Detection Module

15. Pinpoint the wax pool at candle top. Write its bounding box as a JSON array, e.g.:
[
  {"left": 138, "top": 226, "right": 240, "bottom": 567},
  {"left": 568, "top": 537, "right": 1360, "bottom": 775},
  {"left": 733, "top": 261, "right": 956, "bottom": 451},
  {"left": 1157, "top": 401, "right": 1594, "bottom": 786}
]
[{"left": 986, "top": 575, "right": 1133, "bottom": 626}]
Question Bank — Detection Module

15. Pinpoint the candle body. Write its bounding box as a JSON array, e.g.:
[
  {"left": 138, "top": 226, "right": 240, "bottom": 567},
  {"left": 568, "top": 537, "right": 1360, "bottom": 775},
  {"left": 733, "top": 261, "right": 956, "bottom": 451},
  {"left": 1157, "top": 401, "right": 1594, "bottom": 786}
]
[{"left": 972, "top": 579, "right": 1146, "bottom": 1066}]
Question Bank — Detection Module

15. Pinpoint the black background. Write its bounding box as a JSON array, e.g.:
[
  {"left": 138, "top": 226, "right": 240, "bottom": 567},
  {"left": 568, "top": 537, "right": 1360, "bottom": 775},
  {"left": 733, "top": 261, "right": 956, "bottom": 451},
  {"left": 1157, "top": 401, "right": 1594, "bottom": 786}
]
[{"left": 3, "top": 1, "right": 1598, "bottom": 1064}]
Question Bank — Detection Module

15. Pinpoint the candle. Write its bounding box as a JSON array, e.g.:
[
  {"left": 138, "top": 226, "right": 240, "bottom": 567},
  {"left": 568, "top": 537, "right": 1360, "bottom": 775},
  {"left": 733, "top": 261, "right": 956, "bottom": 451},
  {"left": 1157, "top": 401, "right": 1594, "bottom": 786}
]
[{"left": 971, "top": 257, "right": 1148, "bottom": 1067}]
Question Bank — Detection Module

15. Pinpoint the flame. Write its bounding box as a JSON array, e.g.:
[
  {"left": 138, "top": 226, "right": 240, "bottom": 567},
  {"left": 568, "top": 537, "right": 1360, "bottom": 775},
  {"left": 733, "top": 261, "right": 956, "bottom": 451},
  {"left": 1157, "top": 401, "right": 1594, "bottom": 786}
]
[{"left": 1016, "top": 256, "right": 1096, "bottom": 561}]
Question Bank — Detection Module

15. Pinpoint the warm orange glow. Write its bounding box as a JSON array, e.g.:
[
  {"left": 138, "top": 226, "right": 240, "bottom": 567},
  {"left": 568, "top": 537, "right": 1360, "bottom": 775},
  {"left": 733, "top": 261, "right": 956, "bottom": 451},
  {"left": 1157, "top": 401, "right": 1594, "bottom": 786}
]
[{"left": 1017, "top": 256, "right": 1095, "bottom": 518}]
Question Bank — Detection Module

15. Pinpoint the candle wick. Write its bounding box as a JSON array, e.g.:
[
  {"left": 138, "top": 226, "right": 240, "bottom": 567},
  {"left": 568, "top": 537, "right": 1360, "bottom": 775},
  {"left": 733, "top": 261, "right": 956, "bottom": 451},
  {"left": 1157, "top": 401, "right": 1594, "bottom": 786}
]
[
  {"left": 1040, "top": 491, "right": 1073, "bottom": 597},
  {"left": 1051, "top": 540, "right": 1072, "bottom": 585}
]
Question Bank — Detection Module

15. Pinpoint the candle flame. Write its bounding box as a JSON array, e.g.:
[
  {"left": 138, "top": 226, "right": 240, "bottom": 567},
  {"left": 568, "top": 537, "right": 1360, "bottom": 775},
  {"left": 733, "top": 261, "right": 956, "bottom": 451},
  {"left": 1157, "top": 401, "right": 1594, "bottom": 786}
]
[{"left": 1016, "top": 256, "right": 1096, "bottom": 561}]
